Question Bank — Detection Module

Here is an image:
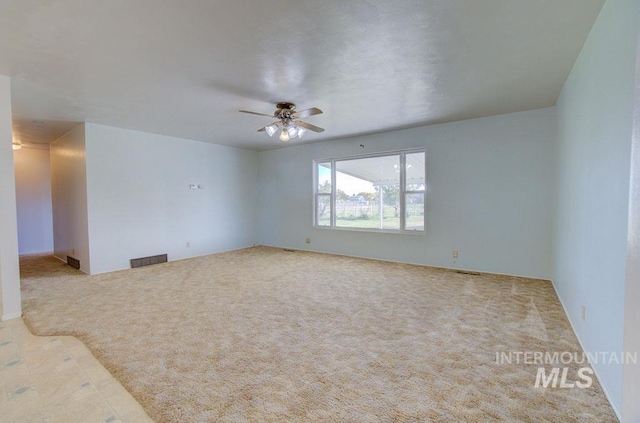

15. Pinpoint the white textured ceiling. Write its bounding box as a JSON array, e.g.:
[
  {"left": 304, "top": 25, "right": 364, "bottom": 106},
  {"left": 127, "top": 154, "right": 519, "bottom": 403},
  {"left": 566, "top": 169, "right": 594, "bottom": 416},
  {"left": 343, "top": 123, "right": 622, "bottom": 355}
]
[{"left": 0, "top": 0, "right": 604, "bottom": 151}]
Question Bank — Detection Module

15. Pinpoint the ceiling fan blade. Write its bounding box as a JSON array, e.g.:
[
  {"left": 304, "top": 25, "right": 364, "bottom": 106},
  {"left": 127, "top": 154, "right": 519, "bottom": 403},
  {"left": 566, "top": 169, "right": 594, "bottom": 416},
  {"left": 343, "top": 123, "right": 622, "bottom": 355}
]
[
  {"left": 295, "top": 120, "right": 325, "bottom": 133},
  {"left": 291, "top": 107, "right": 323, "bottom": 119},
  {"left": 239, "top": 110, "right": 276, "bottom": 117},
  {"left": 257, "top": 121, "right": 282, "bottom": 132}
]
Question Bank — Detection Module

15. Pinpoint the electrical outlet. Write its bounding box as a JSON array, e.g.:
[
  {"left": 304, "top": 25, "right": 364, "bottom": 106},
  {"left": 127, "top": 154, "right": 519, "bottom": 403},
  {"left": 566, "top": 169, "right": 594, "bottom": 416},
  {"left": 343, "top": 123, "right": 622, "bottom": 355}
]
[
  {"left": 452, "top": 250, "right": 458, "bottom": 259},
  {"left": 305, "top": 237, "right": 311, "bottom": 244},
  {"left": 186, "top": 242, "right": 190, "bottom": 248},
  {"left": 582, "top": 305, "right": 586, "bottom": 321}
]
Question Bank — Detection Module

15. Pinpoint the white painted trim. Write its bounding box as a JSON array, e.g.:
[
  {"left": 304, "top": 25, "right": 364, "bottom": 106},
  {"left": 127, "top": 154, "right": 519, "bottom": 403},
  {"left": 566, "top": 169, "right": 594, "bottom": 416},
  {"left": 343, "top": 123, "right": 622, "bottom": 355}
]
[
  {"left": 311, "top": 225, "right": 427, "bottom": 236},
  {"left": 53, "top": 254, "right": 66, "bottom": 263},
  {"left": 51, "top": 254, "right": 89, "bottom": 274},
  {"left": 2, "top": 312, "right": 22, "bottom": 321},
  {"left": 86, "top": 245, "right": 256, "bottom": 275},
  {"left": 259, "top": 244, "right": 552, "bottom": 281},
  {"left": 549, "top": 279, "right": 621, "bottom": 422},
  {"left": 19, "top": 251, "right": 54, "bottom": 258}
]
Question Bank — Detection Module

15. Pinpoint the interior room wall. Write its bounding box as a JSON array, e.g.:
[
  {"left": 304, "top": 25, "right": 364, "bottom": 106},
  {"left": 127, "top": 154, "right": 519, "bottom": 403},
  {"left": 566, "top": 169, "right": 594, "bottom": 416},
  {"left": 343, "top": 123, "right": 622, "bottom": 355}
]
[
  {"left": 623, "top": 34, "right": 640, "bottom": 420},
  {"left": 84, "top": 123, "right": 259, "bottom": 274},
  {"left": 50, "top": 124, "right": 91, "bottom": 274},
  {"left": 0, "top": 75, "right": 21, "bottom": 320},
  {"left": 13, "top": 146, "right": 53, "bottom": 255},
  {"left": 258, "top": 107, "right": 556, "bottom": 280},
  {"left": 553, "top": 0, "right": 637, "bottom": 416}
]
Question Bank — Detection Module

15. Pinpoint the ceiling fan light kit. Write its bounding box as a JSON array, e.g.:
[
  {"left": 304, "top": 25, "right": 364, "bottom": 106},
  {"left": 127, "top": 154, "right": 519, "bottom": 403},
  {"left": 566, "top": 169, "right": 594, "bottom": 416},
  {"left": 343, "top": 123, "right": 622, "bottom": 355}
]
[
  {"left": 240, "top": 102, "right": 324, "bottom": 143},
  {"left": 265, "top": 124, "right": 278, "bottom": 137}
]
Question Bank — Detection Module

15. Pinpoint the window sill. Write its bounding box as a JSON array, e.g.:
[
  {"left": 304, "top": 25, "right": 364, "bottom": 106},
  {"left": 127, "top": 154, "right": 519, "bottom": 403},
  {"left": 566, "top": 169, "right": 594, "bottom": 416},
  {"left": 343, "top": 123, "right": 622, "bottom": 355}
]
[{"left": 313, "top": 225, "right": 426, "bottom": 235}]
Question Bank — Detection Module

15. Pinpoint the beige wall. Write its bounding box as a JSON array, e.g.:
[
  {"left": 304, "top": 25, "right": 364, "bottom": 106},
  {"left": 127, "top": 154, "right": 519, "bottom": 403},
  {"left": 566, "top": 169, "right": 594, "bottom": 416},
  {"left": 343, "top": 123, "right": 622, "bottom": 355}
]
[
  {"left": 623, "top": 10, "right": 640, "bottom": 420},
  {"left": 0, "top": 75, "right": 21, "bottom": 320},
  {"left": 50, "top": 124, "right": 91, "bottom": 274},
  {"left": 14, "top": 146, "right": 53, "bottom": 254}
]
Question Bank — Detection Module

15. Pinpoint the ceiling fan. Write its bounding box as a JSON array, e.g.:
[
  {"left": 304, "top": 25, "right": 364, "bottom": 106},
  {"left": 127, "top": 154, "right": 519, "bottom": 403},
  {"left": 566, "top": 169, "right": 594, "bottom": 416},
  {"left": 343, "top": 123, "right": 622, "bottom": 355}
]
[{"left": 239, "top": 102, "right": 324, "bottom": 142}]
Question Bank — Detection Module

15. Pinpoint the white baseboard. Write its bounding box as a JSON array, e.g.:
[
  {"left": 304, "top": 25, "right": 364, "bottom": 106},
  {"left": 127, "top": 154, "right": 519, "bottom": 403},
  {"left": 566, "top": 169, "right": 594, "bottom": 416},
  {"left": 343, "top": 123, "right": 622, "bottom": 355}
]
[
  {"left": 260, "top": 244, "right": 551, "bottom": 281},
  {"left": 18, "top": 250, "right": 54, "bottom": 257},
  {"left": 549, "top": 279, "right": 621, "bottom": 422},
  {"left": 2, "top": 312, "right": 22, "bottom": 321},
  {"left": 53, "top": 254, "right": 66, "bottom": 263}
]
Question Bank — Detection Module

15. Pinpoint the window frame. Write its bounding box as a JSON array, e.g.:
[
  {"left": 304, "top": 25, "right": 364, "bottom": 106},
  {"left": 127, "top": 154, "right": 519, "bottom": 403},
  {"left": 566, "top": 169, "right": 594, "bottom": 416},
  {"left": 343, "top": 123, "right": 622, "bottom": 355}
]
[{"left": 313, "top": 148, "right": 426, "bottom": 234}]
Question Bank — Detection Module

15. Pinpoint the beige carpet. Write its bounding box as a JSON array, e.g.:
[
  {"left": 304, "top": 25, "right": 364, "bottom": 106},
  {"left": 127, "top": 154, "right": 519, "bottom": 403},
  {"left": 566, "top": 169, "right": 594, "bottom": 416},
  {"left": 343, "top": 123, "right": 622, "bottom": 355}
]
[{"left": 21, "top": 247, "right": 616, "bottom": 422}]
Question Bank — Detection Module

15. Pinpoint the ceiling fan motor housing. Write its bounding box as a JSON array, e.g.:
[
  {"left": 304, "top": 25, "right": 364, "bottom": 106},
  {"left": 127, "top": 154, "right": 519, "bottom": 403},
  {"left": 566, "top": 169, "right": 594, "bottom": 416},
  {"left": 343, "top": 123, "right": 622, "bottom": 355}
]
[
  {"left": 276, "top": 102, "right": 295, "bottom": 110},
  {"left": 275, "top": 102, "right": 296, "bottom": 118},
  {"left": 239, "top": 102, "right": 324, "bottom": 137}
]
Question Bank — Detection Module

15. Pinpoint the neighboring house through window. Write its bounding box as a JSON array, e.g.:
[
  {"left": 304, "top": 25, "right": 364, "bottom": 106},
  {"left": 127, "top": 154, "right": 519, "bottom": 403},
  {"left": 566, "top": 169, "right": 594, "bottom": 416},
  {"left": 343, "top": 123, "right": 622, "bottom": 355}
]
[{"left": 314, "top": 149, "right": 426, "bottom": 233}]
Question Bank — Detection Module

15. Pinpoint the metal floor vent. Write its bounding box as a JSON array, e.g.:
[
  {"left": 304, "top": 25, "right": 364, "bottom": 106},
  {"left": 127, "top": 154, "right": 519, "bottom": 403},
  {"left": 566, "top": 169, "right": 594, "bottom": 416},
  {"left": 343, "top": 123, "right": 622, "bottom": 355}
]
[
  {"left": 67, "top": 256, "right": 80, "bottom": 270},
  {"left": 130, "top": 254, "right": 168, "bottom": 269}
]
